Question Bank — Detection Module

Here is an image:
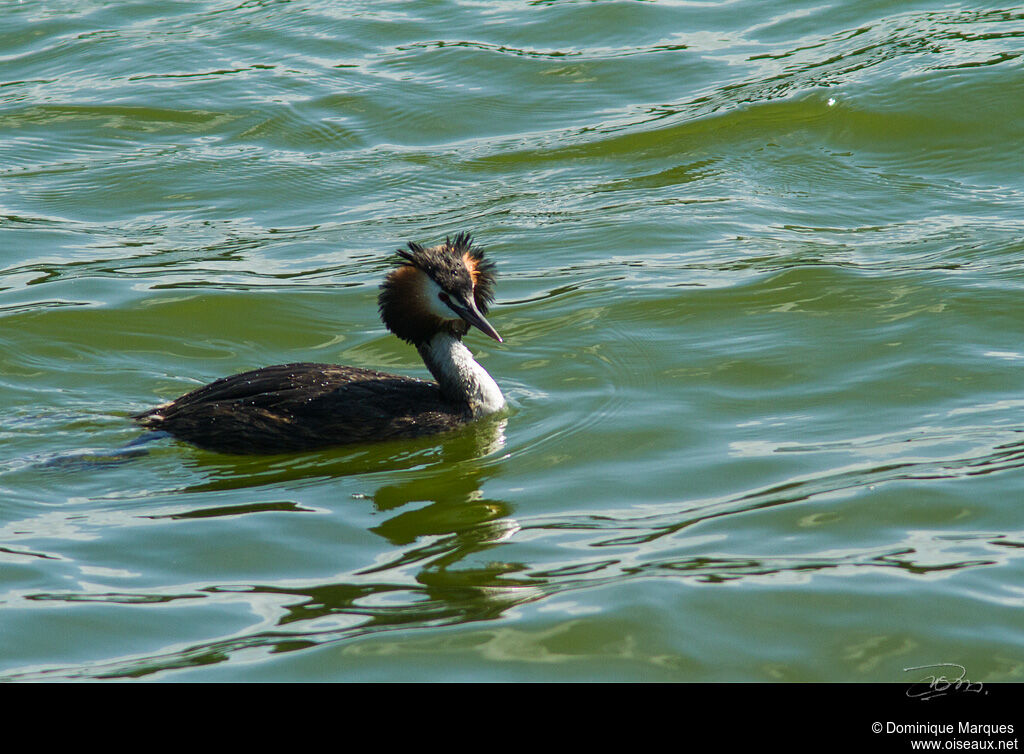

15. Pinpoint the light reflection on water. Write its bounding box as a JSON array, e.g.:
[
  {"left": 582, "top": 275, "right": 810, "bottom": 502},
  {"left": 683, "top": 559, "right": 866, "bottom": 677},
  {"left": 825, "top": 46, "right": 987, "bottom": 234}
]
[{"left": 1, "top": 0, "right": 1023, "bottom": 681}]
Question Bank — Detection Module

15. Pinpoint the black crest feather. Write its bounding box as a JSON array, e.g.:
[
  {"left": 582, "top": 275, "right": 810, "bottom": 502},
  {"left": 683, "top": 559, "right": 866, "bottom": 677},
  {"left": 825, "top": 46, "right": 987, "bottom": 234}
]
[{"left": 452, "top": 232, "right": 496, "bottom": 315}]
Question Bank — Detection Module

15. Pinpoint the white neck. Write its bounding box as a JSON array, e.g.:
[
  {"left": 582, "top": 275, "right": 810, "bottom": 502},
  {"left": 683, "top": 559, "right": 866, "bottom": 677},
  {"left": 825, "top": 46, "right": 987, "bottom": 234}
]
[{"left": 417, "top": 332, "right": 506, "bottom": 417}]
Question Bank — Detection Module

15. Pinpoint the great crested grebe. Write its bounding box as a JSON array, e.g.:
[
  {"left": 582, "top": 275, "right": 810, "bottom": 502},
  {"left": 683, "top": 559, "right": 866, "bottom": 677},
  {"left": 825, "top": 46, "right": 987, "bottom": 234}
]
[{"left": 133, "top": 232, "right": 506, "bottom": 454}]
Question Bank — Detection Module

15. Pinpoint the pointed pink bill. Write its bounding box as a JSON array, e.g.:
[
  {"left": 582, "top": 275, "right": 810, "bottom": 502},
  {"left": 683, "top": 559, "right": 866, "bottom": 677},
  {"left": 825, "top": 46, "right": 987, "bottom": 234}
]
[{"left": 456, "top": 297, "right": 502, "bottom": 343}]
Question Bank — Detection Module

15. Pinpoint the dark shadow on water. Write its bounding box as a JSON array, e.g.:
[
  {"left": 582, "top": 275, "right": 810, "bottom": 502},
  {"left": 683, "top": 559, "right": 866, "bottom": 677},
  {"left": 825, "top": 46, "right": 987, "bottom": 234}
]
[
  {"left": 173, "top": 412, "right": 511, "bottom": 493},
  {"left": 20, "top": 431, "right": 170, "bottom": 472}
]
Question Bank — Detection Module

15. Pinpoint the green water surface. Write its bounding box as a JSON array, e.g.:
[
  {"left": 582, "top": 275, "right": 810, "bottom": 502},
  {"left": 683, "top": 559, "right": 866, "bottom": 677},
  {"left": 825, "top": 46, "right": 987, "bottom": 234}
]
[{"left": 1, "top": 0, "right": 1023, "bottom": 681}]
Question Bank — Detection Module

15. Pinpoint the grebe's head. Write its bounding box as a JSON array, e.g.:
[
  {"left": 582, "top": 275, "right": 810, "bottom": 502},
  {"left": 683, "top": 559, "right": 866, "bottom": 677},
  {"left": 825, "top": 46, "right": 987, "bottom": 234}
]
[{"left": 378, "top": 232, "right": 501, "bottom": 346}]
